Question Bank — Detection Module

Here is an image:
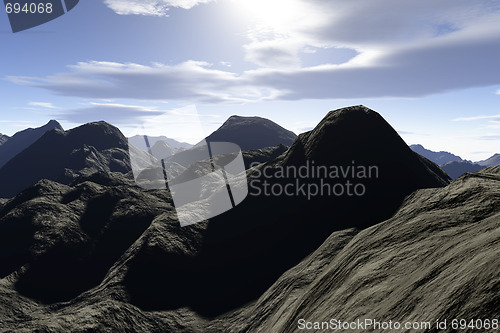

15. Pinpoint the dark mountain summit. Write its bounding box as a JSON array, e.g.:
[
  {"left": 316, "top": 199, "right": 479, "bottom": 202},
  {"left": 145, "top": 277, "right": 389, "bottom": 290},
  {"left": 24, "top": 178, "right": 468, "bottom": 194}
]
[
  {"left": 0, "top": 121, "right": 131, "bottom": 198},
  {"left": 409, "top": 144, "right": 463, "bottom": 165},
  {"left": 204, "top": 115, "right": 297, "bottom": 150},
  {"left": 0, "top": 120, "right": 63, "bottom": 169},
  {"left": 282, "top": 106, "right": 449, "bottom": 188}
]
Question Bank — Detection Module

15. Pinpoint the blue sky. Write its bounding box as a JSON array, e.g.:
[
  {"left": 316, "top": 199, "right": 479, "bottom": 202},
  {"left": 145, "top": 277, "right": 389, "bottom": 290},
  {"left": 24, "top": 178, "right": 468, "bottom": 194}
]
[{"left": 1, "top": 0, "right": 499, "bottom": 160}]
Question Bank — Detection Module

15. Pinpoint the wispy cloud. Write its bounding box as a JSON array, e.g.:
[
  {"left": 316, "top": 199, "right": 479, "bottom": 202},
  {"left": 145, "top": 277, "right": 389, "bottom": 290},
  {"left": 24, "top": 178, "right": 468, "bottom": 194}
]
[
  {"left": 7, "top": 61, "right": 281, "bottom": 103},
  {"left": 28, "top": 102, "right": 58, "bottom": 109},
  {"left": 54, "top": 102, "right": 167, "bottom": 125},
  {"left": 478, "top": 135, "right": 500, "bottom": 140},
  {"left": 453, "top": 115, "right": 500, "bottom": 122},
  {"left": 104, "top": 0, "right": 214, "bottom": 16}
]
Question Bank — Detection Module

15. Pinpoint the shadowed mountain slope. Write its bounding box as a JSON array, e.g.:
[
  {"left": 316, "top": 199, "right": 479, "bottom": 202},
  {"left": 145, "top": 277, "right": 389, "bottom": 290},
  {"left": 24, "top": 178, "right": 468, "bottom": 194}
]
[
  {"left": 204, "top": 115, "right": 297, "bottom": 150},
  {"left": 441, "top": 160, "right": 486, "bottom": 180},
  {"left": 241, "top": 144, "right": 289, "bottom": 169},
  {"left": 207, "top": 166, "right": 500, "bottom": 333},
  {"left": 0, "top": 121, "right": 131, "bottom": 198},
  {"left": 0, "top": 120, "right": 62, "bottom": 169}
]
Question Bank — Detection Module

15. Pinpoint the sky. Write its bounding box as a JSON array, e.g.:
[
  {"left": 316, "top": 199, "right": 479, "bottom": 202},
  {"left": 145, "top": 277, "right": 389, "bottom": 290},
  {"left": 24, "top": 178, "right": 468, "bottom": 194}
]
[{"left": 0, "top": 0, "right": 499, "bottom": 160}]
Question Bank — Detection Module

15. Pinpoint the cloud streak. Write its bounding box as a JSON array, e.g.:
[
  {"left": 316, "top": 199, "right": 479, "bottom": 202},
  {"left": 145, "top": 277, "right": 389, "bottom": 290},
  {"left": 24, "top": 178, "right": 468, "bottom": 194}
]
[
  {"left": 28, "top": 102, "right": 58, "bottom": 109},
  {"left": 453, "top": 115, "right": 500, "bottom": 122},
  {"left": 104, "top": 0, "right": 214, "bottom": 16},
  {"left": 55, "top": 102, "right": 167, "bottom": 125}
]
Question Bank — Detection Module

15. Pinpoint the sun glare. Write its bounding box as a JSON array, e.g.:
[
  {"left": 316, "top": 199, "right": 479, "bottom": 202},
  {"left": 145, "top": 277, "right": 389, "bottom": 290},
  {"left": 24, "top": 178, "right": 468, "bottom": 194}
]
[{"left": 232, "top": 0, "right": 309, "bottom": 34}]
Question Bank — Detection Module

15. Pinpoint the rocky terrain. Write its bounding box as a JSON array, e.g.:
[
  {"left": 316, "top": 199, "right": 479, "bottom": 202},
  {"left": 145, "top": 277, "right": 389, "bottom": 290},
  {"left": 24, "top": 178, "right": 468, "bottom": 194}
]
[
  {"left": 0, "top": 106, "right": 498, "bottom": 332},
  {"left": 0, "top": 122, "right": 132, "bottom": 198}
]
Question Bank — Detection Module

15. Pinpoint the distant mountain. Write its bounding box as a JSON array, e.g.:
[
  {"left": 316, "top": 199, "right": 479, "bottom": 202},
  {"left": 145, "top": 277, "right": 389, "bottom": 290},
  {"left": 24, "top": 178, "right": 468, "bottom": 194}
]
[
  {"left": 204, "top": 115, "right": 297, "bottom": 151},
  {"left": 477, "top": 153, "right": 500, "bottom": 167},
  {"left": 128, "top": 135, "right": 192, "bottom": 152},
  {"left": 410, "top": 144, "right": 462, "bottom": 165},
  {"left": 0, "top": 134, "right": 9, "bottom": 146},
  {"left": 0, "top": 121, "right": 131, "bottom": 198},
  {"left": 441, "top": 160, "right": 485, "bottom": 180},
  {"left": 0, "top": 120, "right": 63, "bottom": 169},
  {"left": 148, "top": 140, "right": 180, "bottom": 160}
]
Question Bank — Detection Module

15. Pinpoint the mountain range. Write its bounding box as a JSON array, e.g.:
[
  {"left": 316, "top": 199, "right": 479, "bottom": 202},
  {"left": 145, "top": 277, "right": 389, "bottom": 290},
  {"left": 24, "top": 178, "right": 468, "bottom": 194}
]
[
  {"left": 409, "top": 144, "right": 463, "bottom": 165},
  {"left": 410, "top": 144, "right": 499, "bottom": 180},
  {"left": 0, "top": 106, "right": 498, "bottom": 332},
  {"left": 128, "top": 135, "right": 192, "bottom": 152},
  {"left": 0, "top": 121, "right": 131, "bottom": 198}
]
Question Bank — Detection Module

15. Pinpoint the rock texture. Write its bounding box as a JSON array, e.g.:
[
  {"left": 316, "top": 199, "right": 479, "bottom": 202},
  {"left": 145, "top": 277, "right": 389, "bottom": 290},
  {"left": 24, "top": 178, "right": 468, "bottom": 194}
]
[
  {"left": 208, "top": 166, "right": 500, "bottom": 333},
  {"left": 121, "top": 106, "right": 451, "bottom": 317},
  {"left": 1, "top": 106, "right": 497, "bottom": 333}
]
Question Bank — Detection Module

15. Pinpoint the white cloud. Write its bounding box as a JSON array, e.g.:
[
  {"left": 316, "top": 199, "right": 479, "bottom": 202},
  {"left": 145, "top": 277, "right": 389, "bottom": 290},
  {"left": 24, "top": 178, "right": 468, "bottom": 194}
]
[
  {"left": 28, "top": 102, "right": 58, "bottom": 109},
  {"left": 54, "top": 102, "right": 167, "bottom": 125},
  {"left": 104, "top": 0, "right": 214, "bottom": 16},
  {"left": 7, "top": 60, "right": 285, "bottom": 103},
  {"left": 7, "top": 1, "right": 500, "bottom": 102},
  {"left": 453, "top": 115, "right": 500, "bottom": 122}
]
